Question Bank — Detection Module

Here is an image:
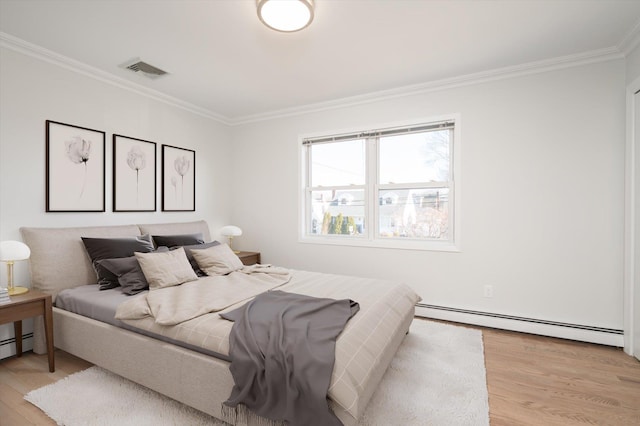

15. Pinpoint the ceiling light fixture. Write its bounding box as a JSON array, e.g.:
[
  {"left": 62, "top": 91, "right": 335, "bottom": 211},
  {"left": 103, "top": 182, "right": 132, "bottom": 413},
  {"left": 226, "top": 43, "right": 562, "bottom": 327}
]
[{"left": 257, "top": 0, "right": 314, "bottom": 33}]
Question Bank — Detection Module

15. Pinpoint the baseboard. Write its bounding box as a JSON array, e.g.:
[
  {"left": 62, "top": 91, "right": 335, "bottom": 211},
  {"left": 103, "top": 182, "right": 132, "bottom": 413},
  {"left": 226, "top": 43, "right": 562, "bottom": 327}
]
[
  {"left": 416, "top": 304, "right": 624, "bottom": 347},
  {"left": 0, "top": 332, "right": 34, "bottom": 360},
  {"left": 1, "top": 307, "right": 622, "bottom": 359}
]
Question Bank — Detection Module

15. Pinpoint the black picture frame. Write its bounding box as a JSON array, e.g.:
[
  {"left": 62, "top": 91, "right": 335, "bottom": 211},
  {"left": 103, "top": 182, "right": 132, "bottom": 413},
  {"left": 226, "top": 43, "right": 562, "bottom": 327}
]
[
  {"left": 113, "top": 134, "right": 157, "bottom": 212},
  {"left": 161, "top": 144, "right": 195, "bottom": 211},
  {"left": 46, "top": 120, "right": 106, "bottom": 212}
]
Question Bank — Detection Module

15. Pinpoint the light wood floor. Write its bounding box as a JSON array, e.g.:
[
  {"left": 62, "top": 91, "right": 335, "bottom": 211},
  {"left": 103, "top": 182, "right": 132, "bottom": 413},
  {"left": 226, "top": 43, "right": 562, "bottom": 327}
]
[{"left": 1, "top": 321, "right": 639, "bottom": 425}]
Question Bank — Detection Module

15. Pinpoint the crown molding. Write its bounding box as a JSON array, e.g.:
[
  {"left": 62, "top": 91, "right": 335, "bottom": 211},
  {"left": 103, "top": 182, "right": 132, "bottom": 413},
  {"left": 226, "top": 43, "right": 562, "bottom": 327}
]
[
  {"left": 230, "top": 46, "right": 624, "bottom": 126},
  {"left": 0, "top": 32, "right": 231, "bottom": 125},
  {"left": 0, "top": 31, "right": 626, "bottom": 128},
  {"left": 618, "top": 19, "right": 640, "bottom": 56}
]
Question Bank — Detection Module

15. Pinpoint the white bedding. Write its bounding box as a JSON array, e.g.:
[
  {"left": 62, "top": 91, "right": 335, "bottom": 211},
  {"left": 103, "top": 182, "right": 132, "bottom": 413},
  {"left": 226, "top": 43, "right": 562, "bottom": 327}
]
[
  {"left": 116, "top": 265, "right": 291, "bottom": 325},
  {"left": 115, "top": 269, "right": 421, "bottom": 420}
]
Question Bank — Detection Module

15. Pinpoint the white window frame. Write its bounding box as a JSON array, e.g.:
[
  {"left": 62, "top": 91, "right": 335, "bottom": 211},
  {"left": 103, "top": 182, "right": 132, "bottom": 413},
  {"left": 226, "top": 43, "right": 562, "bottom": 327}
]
[{"left": 299, "top": 115, "right": 461, "bottom": 252}]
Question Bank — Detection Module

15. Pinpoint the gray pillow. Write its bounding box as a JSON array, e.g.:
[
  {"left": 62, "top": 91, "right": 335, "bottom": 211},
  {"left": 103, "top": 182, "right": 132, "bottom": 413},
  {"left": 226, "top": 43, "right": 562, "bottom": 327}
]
[
  {"left": 82, "top": 234, "right": 155, "bottom": 288},
  {"left": 96, "top": 247, "right": 169, "bottom": 295},
  {"left": 94, "top": 260, "right": 125, "bottom": 290},
  {"left": 82, "top": 234, "right": 154, "bottom": 262},
  {"left": 152, "top": 233, "right": 205, "bottom": 248}
]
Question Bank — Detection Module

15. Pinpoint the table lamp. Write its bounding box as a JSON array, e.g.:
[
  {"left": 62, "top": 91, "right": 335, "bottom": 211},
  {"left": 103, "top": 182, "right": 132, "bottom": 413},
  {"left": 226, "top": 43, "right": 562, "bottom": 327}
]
[
  {"left": 219, "top": 225, "right": 242, "bottom": 253},
  {"left": 0, "top": 240, "right": 31, "bottom": 295}
]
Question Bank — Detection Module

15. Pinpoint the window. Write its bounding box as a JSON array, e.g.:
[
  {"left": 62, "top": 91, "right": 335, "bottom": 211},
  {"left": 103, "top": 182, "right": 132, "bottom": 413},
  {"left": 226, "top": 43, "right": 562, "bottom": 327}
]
[{"left": 300, "top": 117, "right": 459, "bottom": 251}]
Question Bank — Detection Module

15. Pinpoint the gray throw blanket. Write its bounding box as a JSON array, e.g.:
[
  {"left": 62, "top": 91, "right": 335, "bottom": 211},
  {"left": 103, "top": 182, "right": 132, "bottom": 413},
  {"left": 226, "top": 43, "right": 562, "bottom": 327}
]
[{"left": 220, "top": 290, "right": 360, "bottom": 426}]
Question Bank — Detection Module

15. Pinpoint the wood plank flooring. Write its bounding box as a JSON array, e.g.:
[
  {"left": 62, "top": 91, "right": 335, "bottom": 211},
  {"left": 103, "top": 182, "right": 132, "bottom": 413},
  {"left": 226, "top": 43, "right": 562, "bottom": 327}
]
[{"left": 1, "top": 321, "right": 639, "bottom": 425}]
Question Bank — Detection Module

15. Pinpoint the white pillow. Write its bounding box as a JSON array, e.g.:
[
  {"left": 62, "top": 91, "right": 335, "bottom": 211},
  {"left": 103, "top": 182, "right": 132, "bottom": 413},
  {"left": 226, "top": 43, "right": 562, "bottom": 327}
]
[
  {"left": 190, "top": 243, "right": 244, "bottom": 276},
  {"left": 135, "top": 247, "right": 198, "bottom": 290}
]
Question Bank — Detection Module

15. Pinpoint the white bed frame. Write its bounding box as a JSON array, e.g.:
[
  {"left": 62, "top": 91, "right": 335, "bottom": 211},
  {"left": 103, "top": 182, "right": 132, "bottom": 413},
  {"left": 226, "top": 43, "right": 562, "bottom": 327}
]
[{"left": 20, "top": 220, "right": 413, "bottom": 425}]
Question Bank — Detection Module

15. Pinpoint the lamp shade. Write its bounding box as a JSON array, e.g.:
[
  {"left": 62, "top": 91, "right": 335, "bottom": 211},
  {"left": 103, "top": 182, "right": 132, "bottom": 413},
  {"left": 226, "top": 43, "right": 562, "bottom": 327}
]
[
  {"left": 257, "top": 0, "right": 314, "bottom": 32},
  {"left": 220, "top": 225, "right": 243, "bottom": 237},
  {"left": 0, "top": 240, "right": 31, "bottom": 261}
]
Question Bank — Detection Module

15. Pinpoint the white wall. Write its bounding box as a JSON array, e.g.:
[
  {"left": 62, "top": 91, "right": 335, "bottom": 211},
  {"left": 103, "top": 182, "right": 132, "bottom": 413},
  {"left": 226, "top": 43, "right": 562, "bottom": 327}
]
[
  {"left": 0, "top": 44, "right": 629, "bottom": 354},
  {"left": 230, "top": 60, "right": 627, "bottom": 337},
  {"left": 0, "top": 46, "right": 233, "bottom": 357},
  {"left": 625, "top": 43, "right": 640, "bottom": 356}
]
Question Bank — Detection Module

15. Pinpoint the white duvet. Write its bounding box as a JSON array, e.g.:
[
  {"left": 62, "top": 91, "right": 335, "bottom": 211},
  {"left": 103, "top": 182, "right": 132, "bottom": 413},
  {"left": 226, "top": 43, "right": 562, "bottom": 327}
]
[
  {"left": 115, "top": 269, "right": 421, "bottom": 421},
  {"left": 115, "top": 265, "right": 291, "bottom": 325}
]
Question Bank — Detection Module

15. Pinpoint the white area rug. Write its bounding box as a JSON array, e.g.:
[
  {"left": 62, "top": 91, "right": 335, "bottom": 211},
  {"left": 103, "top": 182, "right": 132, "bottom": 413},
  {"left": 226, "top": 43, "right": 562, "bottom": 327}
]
[{"left": 25, "top": 320, "right": 489, "bottom": 426}]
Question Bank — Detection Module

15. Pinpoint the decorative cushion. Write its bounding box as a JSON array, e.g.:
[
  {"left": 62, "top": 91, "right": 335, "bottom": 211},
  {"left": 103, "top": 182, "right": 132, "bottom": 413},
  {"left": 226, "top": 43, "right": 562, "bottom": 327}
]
[
  {"left": 152, "top": 233, "right": 205, "bottom": 248},
  {"left": 135, "top": 247, "right": 199, "bottom": 290},
  {"left": 170, "top": 241, "right": 220, "bottom": 276},
  {"left": 190, "top": 243, "right": 244, "bottom": 276},
  {"left": 82, "top": 234, "right": 154, "bottom": 261},
  {"left": 96, "top": 247, "right": 169, "bottom": 294},
  {"left": 93, "top": 260, "right": 124, "bottom": 291},
  {"left": 82, "top": 234, "right": 155, "bottom": 288}
]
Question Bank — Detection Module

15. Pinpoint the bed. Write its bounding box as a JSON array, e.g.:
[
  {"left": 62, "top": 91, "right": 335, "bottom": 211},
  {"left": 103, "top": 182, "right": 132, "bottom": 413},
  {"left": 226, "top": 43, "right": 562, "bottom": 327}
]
[{"left": 20, "top": 220, "right": 420, "bottom": 425}]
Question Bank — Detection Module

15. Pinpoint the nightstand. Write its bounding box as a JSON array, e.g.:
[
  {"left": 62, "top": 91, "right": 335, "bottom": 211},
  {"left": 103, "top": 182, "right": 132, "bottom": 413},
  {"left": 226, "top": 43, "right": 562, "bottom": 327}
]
[
  {"left": 0, "top": 290, "right": 55, "bottom": 372},
  {"left": 237, "top": 251, "right": 261, "bottom": 265}
]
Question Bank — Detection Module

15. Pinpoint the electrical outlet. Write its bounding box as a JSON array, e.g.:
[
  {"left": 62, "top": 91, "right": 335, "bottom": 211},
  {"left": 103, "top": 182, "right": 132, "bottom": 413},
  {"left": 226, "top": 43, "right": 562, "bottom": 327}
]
[{"left": 483, "top": 285, "right": 493, "bottom": 298}]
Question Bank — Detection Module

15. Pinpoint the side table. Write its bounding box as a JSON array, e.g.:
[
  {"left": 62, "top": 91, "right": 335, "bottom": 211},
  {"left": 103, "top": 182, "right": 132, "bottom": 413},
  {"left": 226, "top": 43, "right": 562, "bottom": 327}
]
[
  {"left": 0, "top": 290, "right": 55, "bottom": 372},
  {"left": 237, "top": 251, "right": 261, "bottom": 265}
]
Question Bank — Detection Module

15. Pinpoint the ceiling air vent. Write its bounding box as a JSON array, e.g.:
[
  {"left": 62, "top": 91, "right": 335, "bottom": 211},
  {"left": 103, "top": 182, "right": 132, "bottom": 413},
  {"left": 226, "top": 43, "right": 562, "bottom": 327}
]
[{"left": 120, "top": 58, "right": 168, "bottom": 80}]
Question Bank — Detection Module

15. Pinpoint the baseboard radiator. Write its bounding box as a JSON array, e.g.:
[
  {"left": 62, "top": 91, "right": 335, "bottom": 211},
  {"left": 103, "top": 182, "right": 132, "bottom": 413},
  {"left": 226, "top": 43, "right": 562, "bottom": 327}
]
[
  {"left": 0, "top": 332, "right": 33, "bottom": 360},
  {"left": 416, "top": 303, "right": 624, "bottom": 347}
]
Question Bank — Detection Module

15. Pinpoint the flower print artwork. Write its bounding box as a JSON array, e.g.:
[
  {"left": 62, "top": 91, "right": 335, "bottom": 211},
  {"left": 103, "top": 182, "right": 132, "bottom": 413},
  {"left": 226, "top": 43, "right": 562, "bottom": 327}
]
[
  {"left": 65, "top": 136, "right": 92, "bottom": 198},
  {"left": 126, "top": 145, "right": 147, "bottom": 202},
  {"left": 46, "top": 120, "right": 105, "bottom": 212},
  {"left": 174, "top": 155, "right": 190, "bottom": 203},
  {"left": 175, "top": 156, "right": 190, "bottom": 176},
  {"left": 162, "top": 145, "right": 195, "bottom": 211},
  {"left": 113, "top": 135, "right": 156, "bottom": 212}
]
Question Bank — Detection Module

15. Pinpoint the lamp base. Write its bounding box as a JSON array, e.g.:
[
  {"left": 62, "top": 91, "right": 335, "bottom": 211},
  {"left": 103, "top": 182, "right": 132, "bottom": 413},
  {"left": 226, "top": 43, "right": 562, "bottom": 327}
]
[{"left": 8, "top": 286, "right": 29, "bottom": 296}]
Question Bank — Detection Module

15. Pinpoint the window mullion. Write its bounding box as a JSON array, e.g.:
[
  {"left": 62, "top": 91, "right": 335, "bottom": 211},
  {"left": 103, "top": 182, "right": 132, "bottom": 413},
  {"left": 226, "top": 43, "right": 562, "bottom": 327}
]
[
  {"left": 367, "top": 136, "right": 378, "bottom": 241},
  {"left": 304, "top": 146, "right": 312, "bottom": 235}
]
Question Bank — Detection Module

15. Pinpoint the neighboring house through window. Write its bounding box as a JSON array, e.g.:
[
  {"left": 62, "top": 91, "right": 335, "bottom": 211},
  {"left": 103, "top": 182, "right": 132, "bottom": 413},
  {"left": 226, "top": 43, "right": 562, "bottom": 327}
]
[{"left": 300, "top": 116, "right": 460, "bottom": 251}]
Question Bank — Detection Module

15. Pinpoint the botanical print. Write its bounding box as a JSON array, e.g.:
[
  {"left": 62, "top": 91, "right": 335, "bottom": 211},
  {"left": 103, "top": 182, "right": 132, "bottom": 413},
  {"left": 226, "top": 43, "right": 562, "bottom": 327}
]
[
  {"left": 174, "top": 155, "right": 190, "bottom": 204},
  {"left": 47, "top": 120, "right": 105, "bottom": 212},
  {"left": 127, "top": 145, "right": 147, "bottom": 198},
  {"left": 65, "top": 136, "right": 92, "bottom": 198},
  {"left": 113, "top": 135, "right": 156, "bottom": 212},
  {"left": 162, "top": 145, "right": 195, "bottom": 211}
]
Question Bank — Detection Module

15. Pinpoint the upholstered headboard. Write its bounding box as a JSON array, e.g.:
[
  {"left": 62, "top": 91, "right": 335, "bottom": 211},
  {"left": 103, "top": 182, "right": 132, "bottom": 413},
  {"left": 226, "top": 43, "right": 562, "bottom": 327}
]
[
  {"left": 20, "top": 220, "right": 211, "bottom": 299},
  {"left": 138, "top": 221, "right": 211, "bottom": 242}
]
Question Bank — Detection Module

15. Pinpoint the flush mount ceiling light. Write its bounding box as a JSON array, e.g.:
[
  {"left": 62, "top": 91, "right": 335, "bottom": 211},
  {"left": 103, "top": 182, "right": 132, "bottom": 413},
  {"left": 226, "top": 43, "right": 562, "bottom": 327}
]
[{"left": 257, "top": 0, "right": 314, "bottom": 32}]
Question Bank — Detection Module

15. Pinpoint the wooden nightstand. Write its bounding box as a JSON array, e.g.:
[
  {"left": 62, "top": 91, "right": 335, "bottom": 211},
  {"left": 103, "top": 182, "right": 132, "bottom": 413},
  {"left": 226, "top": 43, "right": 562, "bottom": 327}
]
[
  {"left": 0, "top": 290, "right": 54, "bottom": 372},
  {"left": 237, "top": 251, "right": 261, "bottom": 265}
]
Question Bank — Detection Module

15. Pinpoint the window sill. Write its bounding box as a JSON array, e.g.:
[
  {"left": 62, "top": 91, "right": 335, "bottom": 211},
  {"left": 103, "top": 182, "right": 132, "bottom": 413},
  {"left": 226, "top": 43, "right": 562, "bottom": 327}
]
[{"left": 298, "top": 235, "right": 460, "bottom": 252}]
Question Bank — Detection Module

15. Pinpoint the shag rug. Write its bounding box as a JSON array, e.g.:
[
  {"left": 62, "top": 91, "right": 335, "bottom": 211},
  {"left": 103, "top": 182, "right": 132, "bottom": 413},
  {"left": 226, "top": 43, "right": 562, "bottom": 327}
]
[{"left": 25, "top": 320, "right": 489, "bottom": 426}]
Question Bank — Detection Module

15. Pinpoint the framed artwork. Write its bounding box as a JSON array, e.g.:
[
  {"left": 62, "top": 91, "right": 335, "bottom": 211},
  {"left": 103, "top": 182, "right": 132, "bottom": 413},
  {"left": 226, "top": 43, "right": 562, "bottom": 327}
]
[
  {"left": 113, "top": 134, "right": 157, "bottom": 212},
  {"left": 46, "top": 120, "right": 105, "bottom": 212},
  {"left": 162, "top": 144, "right": 195, "bottom": 211}
]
